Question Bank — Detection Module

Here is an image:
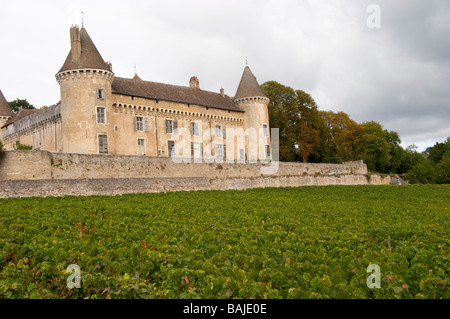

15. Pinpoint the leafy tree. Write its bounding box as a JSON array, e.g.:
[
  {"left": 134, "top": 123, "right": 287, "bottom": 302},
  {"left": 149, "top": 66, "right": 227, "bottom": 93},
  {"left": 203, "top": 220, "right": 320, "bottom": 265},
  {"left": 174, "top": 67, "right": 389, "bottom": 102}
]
[
  {"left": 318, "top": 111, "right": 362, "bottom": 163},
  {"left": 355, "top": 121, "right": 391, "bottom": 172},
  {"left": 261, "top": 81, "right": 298, "bottom": 162},
  {"left": 399, "top": 145, "right": 424, "bottom": 174},
  {"left": 426, "top": 142, "right": 445, "bottom": 164},
  {"left": 8, "top": 99, "right": 35, "bottom": 113},
  {"left": 295, "top": 90, "right": 322, "bottom": 162},
  {"left": 437, "top": 156, "right": 450, "bottom": 184},
  {"left": 404, "top": 160, "right": 439, "bottom": 184}
]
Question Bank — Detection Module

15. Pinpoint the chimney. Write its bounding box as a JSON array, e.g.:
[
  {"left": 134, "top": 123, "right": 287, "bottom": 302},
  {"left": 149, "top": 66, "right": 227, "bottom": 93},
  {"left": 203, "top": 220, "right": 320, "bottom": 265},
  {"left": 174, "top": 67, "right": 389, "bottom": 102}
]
[
  {"left": 70, "top": 25, "right": 81, "bottom": 62},
  {"left": 220, "top": 88, "right": 224, "bottom": 97},
  {"left": 106, "top": 61, "right": 113, "bottom": 72},
  {"left": 189, "top": 76, "right": 199, "bottom": 89}
]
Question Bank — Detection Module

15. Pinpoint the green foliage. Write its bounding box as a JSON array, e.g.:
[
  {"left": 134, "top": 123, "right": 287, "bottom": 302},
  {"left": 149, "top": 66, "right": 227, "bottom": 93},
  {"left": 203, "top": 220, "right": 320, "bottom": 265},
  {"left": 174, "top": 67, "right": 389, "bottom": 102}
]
[
  {"left": 7, "top": 99, "right": 35, "bottom": 113},
  {"left": 261, "top": 82, "right": 323, "bottom": 163},
  {"left": 14, "top": 141, "right": 32, "bottom": 150},
  {"left": 0, "top": 185, "right": 448, "bottom": 299},
  {"left": 0, "top": 140, "right": 3, "bottom": 151},
  {"left": 404, "top": 160, "right": 439, "bottom": 184}
]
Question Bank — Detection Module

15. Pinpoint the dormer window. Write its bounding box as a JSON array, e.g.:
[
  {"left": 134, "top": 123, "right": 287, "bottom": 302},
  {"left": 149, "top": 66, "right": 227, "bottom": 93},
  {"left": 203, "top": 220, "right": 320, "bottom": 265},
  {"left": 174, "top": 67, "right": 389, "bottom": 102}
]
[{"left": 97, "top": 89, "right": 105, "bottom": 100}]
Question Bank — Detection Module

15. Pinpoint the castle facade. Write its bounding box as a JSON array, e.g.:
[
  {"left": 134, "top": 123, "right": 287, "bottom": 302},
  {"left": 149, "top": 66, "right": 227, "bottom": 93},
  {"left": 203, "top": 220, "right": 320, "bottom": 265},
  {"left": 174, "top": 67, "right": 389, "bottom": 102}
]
[{"left": 0, "top": 25, "right": 271, "bottom": 162}]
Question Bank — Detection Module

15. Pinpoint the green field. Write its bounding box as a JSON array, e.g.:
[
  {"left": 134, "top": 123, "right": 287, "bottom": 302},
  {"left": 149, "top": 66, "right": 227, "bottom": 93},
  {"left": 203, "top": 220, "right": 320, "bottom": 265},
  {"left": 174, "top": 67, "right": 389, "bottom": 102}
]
[{"left": 0, "top": 185, "right": 449, "bottom": 299}]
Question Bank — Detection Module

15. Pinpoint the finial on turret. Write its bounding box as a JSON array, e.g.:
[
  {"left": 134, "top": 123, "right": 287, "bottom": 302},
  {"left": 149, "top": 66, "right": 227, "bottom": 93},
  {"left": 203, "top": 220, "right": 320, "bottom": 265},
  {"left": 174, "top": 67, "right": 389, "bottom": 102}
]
[{"left": 81, "top": 12, "right": 84, "bottom": 28}]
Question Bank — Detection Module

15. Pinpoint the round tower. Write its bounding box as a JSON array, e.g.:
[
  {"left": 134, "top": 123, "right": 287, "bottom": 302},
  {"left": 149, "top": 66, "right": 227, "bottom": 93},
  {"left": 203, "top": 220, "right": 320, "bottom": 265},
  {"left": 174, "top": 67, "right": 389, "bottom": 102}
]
[
  {"left": 55, "top": 25, "right": 114, "bottom": 154},
  {"left": 0, "top": 89, "right": 14, "bottom": 145},
  {"left": 234, "top": 66, "right": 271, "bottom": 161}
]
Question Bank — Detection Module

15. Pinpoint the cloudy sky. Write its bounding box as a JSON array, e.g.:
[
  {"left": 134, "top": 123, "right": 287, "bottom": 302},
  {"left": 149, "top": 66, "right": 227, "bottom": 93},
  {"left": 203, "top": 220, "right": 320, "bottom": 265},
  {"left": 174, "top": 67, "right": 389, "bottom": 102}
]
[{"left": 0, "top": 0, "right": 448, "bottom": 151}]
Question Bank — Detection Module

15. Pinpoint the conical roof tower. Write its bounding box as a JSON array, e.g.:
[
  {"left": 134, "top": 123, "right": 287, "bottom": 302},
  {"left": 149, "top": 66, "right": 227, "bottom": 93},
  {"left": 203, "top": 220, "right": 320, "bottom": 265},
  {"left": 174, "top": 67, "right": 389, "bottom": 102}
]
[
  {"left": 234, "top": 66, "right": 268, "bottom": 101},
  {"left": 58, "top": 26, "right": 111, "bottom": 73},
  {"left": 0, "top": 89, "right": 13, "bottom": 117}
]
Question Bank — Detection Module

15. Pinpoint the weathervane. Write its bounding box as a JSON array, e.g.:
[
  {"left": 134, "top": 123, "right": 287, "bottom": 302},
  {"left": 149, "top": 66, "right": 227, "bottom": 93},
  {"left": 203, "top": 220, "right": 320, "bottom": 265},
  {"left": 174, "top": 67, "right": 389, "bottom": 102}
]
[
  {"left": 81, "top": 12, "right": 84, "bottom": 28},
  {"left": 245, "top": 56, "right": 248, "bottom": 66}
]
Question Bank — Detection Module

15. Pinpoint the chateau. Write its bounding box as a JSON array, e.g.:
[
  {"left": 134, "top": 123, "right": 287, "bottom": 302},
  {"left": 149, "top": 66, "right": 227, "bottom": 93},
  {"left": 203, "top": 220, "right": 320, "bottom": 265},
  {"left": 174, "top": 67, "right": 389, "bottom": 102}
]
[{"left": 0, "top": 25, "right": 271, "bottom": 162}]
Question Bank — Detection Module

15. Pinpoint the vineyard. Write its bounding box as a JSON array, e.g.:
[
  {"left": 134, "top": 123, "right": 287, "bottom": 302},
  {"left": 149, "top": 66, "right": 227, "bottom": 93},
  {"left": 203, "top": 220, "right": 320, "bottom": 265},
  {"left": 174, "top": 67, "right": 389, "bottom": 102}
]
[{"left": 0, "top": 185, "right": 448, "bottom": 299}]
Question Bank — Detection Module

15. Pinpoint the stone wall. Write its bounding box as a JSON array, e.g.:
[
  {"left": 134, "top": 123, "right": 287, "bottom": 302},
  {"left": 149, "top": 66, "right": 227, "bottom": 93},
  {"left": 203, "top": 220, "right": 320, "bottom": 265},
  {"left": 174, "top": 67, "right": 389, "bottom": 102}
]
[
  {"left": 0, "top": 175, "right": 391, "bottom": 198},
  {"left": 0, "top": 150, "right": 367, "bottom": 181},
  {"left": 0, "top": 150, "right": 388, "bottom": 198}
]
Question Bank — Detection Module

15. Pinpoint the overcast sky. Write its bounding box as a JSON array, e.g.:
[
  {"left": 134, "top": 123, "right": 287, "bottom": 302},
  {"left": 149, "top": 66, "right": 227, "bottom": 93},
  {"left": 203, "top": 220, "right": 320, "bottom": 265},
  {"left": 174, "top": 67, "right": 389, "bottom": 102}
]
[{"left": 0, "top": 0, "right": 449, "bottom": 151}]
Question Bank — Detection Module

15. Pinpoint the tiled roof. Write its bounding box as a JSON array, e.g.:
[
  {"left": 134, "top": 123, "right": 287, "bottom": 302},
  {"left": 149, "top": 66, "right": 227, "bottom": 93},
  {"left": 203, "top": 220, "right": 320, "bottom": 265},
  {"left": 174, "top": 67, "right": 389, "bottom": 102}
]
[
  {"left": 58, "top": 27, "right": 110, "bottom": 73},
  {"left": 1, "top": 108, "right": 38, "bottom": 128},
  {"left": 112, "top": 77, "right": 244, "bottom": 112},
  {"left": 234, "top": 66, "right": 267, "bottom": 100},
  {"left": 0, "top": 89, "right": 13, "bottom": 117}
]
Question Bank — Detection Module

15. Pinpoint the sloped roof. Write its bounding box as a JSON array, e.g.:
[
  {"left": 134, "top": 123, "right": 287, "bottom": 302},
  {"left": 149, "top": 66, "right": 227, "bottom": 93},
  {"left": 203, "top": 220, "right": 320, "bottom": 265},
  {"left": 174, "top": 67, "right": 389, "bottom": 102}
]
[
  {"left": 58, "top": 27, "right": 110, "bottom": 73},
  {"left": 112, "top": 77, "right": 244, "bottom": 112},
  {"left": 234, "top": 66, "right": 267, "bottom": 100},
  {"left": 0, "top": 89, "right": 14, "bottom": 117},
  {"left": 1, "top": 108, "right": 38, "bottom": 127}
]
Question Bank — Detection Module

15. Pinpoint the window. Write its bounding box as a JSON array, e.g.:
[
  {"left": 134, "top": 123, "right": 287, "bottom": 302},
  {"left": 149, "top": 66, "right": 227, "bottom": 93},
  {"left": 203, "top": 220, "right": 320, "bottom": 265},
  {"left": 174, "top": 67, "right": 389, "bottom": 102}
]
[
  {"left": 98, "top": 134, "right": 108, "bottom": 154},
  {"left": 191, "top": 121, "right": 200, "bottom": 136},
  {"left": 166, "top": 119, "right": 173, "bottom": 134},
  {"left": 135, "top": 116, "right": 148, "bottom": 132},
  {"left": 168, "top": 140, "right": 175, "bottom": 158},
  {"left": 97, "top": 89, "right": 105, "bottom": 100},
  {"left": 135, "top": 117, "right": 143, "bottom": 131},
  {"left": 96, "top": 107, "right": 106, "bottom": 124},
  {"left": 240, "top": 149, "right": 245, "bottom": 160},
  {"left": 263, "top": 124, "right": 269, "bottom": 137},
  {"left": 216, "top": 143, "right": 223, "bottom": 159},
  {"left": 191, "top": 142, "right": 203, "bottom": 159},
  {"left": 216, "top": 125, "right": 222, "bottom": 138},
  {"left": 166, "top": 119, "right": 177, "bottom": 134},
  {"left": 265, "top": 144, "right": 271, "bottom": 159},
  {"left": 137, "top": 138, "right": 145, "bottom": 156}
]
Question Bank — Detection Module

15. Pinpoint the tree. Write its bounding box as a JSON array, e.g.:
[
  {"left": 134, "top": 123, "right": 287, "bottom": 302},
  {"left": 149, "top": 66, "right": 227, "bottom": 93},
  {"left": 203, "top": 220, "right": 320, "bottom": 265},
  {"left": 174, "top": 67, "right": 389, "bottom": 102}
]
[
  {"left": 318, "top": 110, "right": 362, "bottom": 163},
  {"left": 295, "top": 90, "right": 322, "bottom": 162},
  {"left": 356, "top": 121, "right": 391, "bottom": 172},
  {"left": 261, "top": 82, "right": 323, "bottom": 162},
  {"left": 426, "top": 142, "right": 445, "bottom": 164},
  {"left": 404, "top": 159, "right": 439, "bottom": 184},
  {"left": 437, "top": 156, "right": 450, "bottom": 184},
  {"left": 8, "top": 99, "right": 35, "bottom": 113},
  {"left": 261, "top": 81, "right": 298, "bottom": 162}
]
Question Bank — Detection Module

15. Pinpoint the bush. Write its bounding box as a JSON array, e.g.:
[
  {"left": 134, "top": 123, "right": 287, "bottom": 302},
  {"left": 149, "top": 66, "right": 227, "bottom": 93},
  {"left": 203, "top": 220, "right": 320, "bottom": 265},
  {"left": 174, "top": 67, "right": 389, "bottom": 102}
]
[
  {"left": 404, "top": 160, "right": 439, "bottom": 184},
  {"left": 14, "top": 141, "right": 32, "bottom": 150}
]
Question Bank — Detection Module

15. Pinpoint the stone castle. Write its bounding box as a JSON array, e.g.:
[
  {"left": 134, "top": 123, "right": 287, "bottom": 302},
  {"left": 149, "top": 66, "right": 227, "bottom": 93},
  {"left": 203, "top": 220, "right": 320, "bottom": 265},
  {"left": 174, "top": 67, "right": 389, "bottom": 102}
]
[{"left": 0, "top": 25, "right": 271, "bottom": 162}]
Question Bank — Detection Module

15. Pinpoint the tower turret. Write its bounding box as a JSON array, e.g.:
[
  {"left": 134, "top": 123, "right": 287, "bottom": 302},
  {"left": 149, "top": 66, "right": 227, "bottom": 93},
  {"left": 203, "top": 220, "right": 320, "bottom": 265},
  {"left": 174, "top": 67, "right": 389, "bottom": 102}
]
[
  {"left": 234, "top": 66, "right": 270, "bottom": 161},
  {"left": 55, "top": 25, "right": 114, "bottom": 154},
  {"left": 0, "top": 89, "right": 14, "bottom": 136}
]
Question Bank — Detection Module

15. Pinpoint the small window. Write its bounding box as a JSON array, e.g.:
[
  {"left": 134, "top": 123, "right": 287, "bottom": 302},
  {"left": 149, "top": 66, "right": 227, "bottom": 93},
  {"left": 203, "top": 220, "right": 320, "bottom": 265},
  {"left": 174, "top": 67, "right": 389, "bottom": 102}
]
[
  {"left": 166, "top": 119, "right": 173, "bottom": 134},
  {"left": 240, "top": 149, "right": 245, "bottom": 160},
  {"left": 216, "top": 125, "right": 222, "bottom": 138},
  {"left": 263, "top": 124, "right": 269, "bottom": 137},
  {"left": 137, "top": 138, "right": 145, "bottom": 156},
  {"left": 265, "top": 144, "right": 271, "bottom": 159},
  {"left": 216, "top": 143, "right": 223, "bottom": 159},
  {"left": 96, "top": 107, "right": 106, "bottom": 124},
  {"left": 135, "top": 116, "right": 144, "bottom": 131},
  {"left": 98, "top": 134, "right": 108, "bottom": 154},
  {"left": 97, "top": 89, "right": 105, "bottom": 100},
  {"left": 191, "top": 121, "right": 200, "bottom": 136}
]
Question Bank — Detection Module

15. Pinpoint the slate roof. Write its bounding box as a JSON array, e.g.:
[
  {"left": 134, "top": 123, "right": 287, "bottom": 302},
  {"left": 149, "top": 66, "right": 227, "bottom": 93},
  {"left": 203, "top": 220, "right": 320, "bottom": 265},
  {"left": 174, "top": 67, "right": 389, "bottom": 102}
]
[
  {"left": 112, "top": 77, "right": 244, "bottom": 112},
  {"left": 234, "top": 66, "right": 267, "bottom": 100},
  {"left": 58, "top": 27, "right": 110, "bottom": 73}
]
